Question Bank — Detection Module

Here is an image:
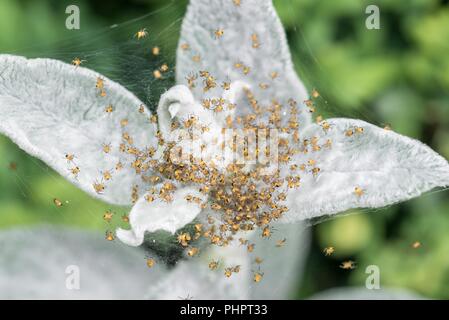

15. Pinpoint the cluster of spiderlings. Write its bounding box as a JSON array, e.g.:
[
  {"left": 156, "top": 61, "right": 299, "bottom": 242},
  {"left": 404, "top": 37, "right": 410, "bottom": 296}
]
[
  {"left": 69, "top": 24, "right": 369, "bottom": 282},
  {"left": 117, "top": 41, "right": 324, "bottom": 282},
  {"left": 102, "top": 87, "right": 310, "bottom": 251}
]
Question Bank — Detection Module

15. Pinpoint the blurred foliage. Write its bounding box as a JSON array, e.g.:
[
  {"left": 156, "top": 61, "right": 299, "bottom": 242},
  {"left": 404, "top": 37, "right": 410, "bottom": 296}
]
[{"left": 0, "top": 0, "right": 448, "bottom": 299}]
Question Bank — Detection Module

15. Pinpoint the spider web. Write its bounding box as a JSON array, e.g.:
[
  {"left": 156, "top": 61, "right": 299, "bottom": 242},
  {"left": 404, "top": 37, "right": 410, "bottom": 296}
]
[{"left": 7, "top": 1, "right": 183, "bottom": 112}]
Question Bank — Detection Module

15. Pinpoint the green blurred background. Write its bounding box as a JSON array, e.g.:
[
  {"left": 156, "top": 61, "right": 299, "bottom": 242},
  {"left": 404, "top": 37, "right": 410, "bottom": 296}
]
[{"left": 0, "top": 0, "right": 448, "bottom": 299}]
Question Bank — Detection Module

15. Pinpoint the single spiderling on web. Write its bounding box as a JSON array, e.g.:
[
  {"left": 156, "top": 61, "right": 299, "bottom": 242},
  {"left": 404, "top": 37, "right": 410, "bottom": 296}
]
[
  {"left": 152, "top": 46, "right": 160, "bottom": 56},
  {"left": 146, "top": 257, "right": 155, "bottom": 268},
  {"left": 71, "top": 57, "right": 85, "bottom": 67},
  {"left": 160, "top": 64, "right": 169, "bottom": 73},
  {"left": 340, "top": 260, "right": 356, "bottom": 270},
  {"left": 102, "top": 143, "right": 112, "bottom": 154},
  {"left": 69, "top": 166, "right": 80, "bottom": 178},
  {"left": 150, "top": 115, "right": 158, "bottom": 123},
  {"left": 103, "top": 210, "right": 114, "bottom": 223},
  {"left": 411, "top": 241, "right": 422, "bottom": 249},
  {"left": 276, "top": 238, "right": 287, "bottom": 247},
  {"left": 355, "top": 126, "right": 364, "bottom": 134},
  {"left": 253, "top": 272, "right": 264, "bottom": 283},
  {"left": 259, "top": 83, "right": 269, "bottom": 90},
  {"left": 120, "top": 119, "right": 129, "bottom": 127},
  {"left": 180, "top": 43, "right": 190, "bottom": 51},
  {"left": 65, "top": 153, "right": 75, "bottom": 163},
  {"left": 135, "top": 28, "right": 148, "bottom": 40},
  {"left": 105, "top": 104, "right": 113, "bottom": 113},
  {"left": 209, "top": 260, "right": 219, "bottom": 270},
  {"left": 221, "top": 81, "right": 231, "bottom": 90},
  {"left": 105, "top": 230, "right": 115, "bottom": 241},
  {"left": 323, "top": 247, "right": 335, "bottom": 256},
  {"left": 92, "top": 180, "right": 105, "bottom": 194},
  {"left": 311, "top": 88, "right": 320, "bottom": 98},
  {"left": 185, "top": 73, "right": 198, "bottom": 89},
  {"left": 177, "top": 232, "right": 191, "bottom": 247},
  {"left": 187, "top": 247, "right": 199, "bottom": 257},
  {"left": 95, "top": 77, "right": 104, "bottom": 90},
  {"left": 192, "top": 54, "right": 201, "bottom": 62},
  {"left": 102, "top": 170, "right": 113, "bottom": 181},
  {"left": 214, "top": 28, "right": 224, "bottom": 39},
  {"left": 224, "top": 267, "right": 233, "bottom": 278},
  {"left": 345, "top": 128, "right": 354, "bottom": 137},
  {"left": 53, "top": 198, "right": 63, "bottom": 208},
  {"left": 153, "top": 69, "right": 162, "bottom": 79},
  {"left": 354, "top": 186, "right": 365, "bottom": 197}
]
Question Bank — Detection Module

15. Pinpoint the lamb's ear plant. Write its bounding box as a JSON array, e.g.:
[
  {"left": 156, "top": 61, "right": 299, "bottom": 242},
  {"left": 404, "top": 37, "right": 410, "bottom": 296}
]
[{"left": 0, "top": 0, "right": 448, "bottom": 299}]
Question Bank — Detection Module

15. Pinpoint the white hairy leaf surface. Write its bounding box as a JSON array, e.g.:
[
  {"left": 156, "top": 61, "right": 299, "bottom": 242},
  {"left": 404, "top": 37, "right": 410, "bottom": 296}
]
[{"left": 0, "top": 54, "right": 158, "bottom": 205}]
